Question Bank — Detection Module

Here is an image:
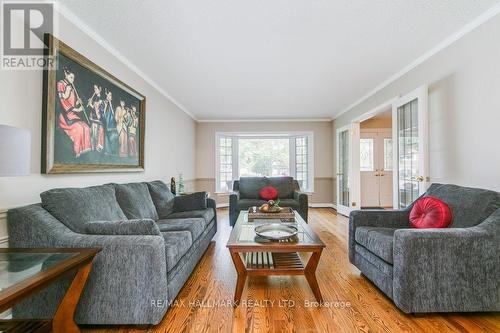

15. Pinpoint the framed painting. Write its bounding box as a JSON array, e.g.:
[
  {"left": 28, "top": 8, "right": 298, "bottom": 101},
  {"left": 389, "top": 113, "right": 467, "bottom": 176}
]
[{"left": 42, "top": 34, "right": 145, "bottom": 173}]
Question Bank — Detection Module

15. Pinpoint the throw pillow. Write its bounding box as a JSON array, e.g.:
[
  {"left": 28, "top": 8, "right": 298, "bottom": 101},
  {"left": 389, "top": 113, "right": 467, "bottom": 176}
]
[
  {"left": 173, "top": 192, "right": 207, "bottom": 212},
  {"left": 409, "top": 196, "right": 453, "bottom": 228},
  {"left": 259, "top": 186, "right": 278, "bottom": 200}
]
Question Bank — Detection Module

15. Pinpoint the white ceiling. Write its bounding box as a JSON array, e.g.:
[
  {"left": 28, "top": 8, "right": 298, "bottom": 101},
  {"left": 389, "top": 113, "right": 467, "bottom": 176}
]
[{"left": 58, "top": 0, "right": 500, "bottom": 120}]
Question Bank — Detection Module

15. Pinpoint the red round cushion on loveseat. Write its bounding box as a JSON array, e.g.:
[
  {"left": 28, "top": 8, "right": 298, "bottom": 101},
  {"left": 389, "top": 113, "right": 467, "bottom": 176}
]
[
  {"left": 259, "top": 186, "right": 278, "bottom": 200},
  {"left": 409, "top": 196, "right": 452, "bottom": 228}
]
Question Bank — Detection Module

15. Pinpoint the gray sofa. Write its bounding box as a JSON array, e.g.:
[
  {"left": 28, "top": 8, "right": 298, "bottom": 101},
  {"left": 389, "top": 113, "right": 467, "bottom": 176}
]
[
  {"left": 7, "top": 181, "right": 217, "bottom": 325},
  {"left": 229, "top": 176, "right": 308, "bottom": 226},
  {"left": 349, "top": 183, "right": 500, "bottom": 313}
]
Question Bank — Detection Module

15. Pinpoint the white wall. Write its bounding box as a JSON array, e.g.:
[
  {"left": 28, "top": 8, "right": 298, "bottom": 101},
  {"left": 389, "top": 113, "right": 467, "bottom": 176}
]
[
  {"left": 195, "top": 121, "right": 334, "bottom": 205},
  {"left": 0, "top": 16, "right": 196, "bottom": 216},
  {"left": 334, "top": 13, "right": 500, "bottom": 193}
]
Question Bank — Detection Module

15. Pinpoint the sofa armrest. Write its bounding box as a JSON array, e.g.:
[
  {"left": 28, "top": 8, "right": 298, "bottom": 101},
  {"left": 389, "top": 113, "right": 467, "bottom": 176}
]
[
  {"left": 229, "top": 191, "right": 240, "bottom": 227},
  {"left": 206, "top": 197, "right": 217, "bottom": 224},
  {"left": 173, "top": 192, "right": 207, "bottom": 212},
  {"left": 8, "top": 204, "right": 168, "bottom": 325},
  {"left": 392, "top": 210, "right": 500, "bottom": 313},
  {"left": 348, "top": 209, "right": 410, "bottom": 263},
  {"left": 294, "top": 191, "right": 309, "bottom": 222},
  {"left": 83, "top": 219, "right": 161, "bottom": 236}
]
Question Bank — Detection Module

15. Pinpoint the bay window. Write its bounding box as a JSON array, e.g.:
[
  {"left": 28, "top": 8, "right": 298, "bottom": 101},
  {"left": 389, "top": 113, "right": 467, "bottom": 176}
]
[{"left": 215, "top": 132, "right": 314, "bottom": 193}]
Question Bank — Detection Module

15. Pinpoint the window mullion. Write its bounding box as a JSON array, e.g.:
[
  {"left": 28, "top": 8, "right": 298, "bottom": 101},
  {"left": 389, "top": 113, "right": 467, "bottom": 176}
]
[
  {"left": 232, "top": 137, "right": 238, "bottom": 183},
  {"left": 290, "top": 138, "right": 296, "bottom": 179}
]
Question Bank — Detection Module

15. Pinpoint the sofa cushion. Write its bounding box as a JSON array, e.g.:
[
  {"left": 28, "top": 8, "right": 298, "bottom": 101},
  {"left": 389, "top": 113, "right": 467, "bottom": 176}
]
[
  {"left": 173, "top": 192, "right": 207, "bottom": 212},
  {"left": 237, "top": 199, "right": 267, "bottom": 211},
  {"left": 157, "top": 218, "right": 205, "bottom": 241},
  {"left": 167, "top": 209, "right": 214, "bottom": 227},
  {"left": 410, "top": 196, "right": 452, "bottom": 229},
  {"left": 40, "top": 185, "right": 127, "bottom": 233},
  {"left": 113, "top": 183, "right": 158, "bottom": 220},
  {"left": 276, "top": 199, "right": 300, "bottom": 211},
  {"left": 146, "top": 180, "right": 175, "bottom": 219},
  {"left": 355, "top": 227, "right": 396, "bottom": 264},
  {"left": 425, "top": 184, "right": 500, "bottom": 227},
  {"left": 239, "top": 177, "right": 268, "bottom": 199},
  {"left": 84, "top": 219, "right": 160, "bottom": 235},
  {"left": 268, "top": 177, "right": 295, "bottom": 199},
  {"left": 162, "top": 231, "right": 192, "bottom": 272}
]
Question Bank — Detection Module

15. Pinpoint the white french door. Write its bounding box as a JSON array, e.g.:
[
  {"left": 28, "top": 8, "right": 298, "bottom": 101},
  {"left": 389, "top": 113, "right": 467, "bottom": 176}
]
[
  {"left": 336, "top": 124, "right": 360, "bottom": 216},
  {"left": 392, "top": 85, "right": 429, "bottom": 209}
]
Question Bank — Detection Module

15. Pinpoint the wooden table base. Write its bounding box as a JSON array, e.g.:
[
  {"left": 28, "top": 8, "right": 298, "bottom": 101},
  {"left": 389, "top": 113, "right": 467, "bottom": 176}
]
[{"left": 229, "top": 249, "right": 323, "bottom": 305}]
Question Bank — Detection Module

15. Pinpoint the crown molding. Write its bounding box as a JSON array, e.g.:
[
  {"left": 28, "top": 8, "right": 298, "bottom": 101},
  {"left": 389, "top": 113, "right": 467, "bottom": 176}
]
[
  {"left": 197, "top": 118, "right": 333, "bottom": 123},
  {"left": 54, "top": 2, "right": 197, "bottom": 121},
  {"left": 333, "top": 2, "right": 500, "bottom": 120}
]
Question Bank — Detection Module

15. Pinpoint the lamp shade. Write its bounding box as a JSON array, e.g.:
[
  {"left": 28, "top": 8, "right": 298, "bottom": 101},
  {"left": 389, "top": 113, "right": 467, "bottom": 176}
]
[{"left": 0, "top": 125, "right": 31, "bottom": 176}]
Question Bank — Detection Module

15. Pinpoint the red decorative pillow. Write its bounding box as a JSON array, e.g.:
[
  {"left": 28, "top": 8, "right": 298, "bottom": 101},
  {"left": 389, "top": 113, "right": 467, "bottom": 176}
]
[
  {"left": 259, "top": 186, "right": 278, "bottom": 200},
  {"left": 409, "top": 196, "right": 452, "bottom": 229}
]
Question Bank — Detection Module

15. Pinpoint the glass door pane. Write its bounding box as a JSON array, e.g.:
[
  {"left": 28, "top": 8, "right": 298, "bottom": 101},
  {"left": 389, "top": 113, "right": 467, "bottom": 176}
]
[
  {"left": 338, "top": 130, "right": 350, "bottom": 207},
  {"left": 397, "top": 98, "right": 419, "bottom": 208}
]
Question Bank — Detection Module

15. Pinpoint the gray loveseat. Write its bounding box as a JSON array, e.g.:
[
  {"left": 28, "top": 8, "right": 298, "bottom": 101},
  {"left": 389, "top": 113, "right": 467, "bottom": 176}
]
[
  {"left": 349, "top": 183, "right": 500, "bottom": 313},
  {"left": 7, "top": 181, "right": 217, "bottom": 325},
  {"left": 229, "top": 176, "right": 308, "bottom": 226}
]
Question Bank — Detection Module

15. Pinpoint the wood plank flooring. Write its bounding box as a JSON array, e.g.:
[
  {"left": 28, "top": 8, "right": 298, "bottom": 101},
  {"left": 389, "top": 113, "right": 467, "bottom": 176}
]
[{"left": 84, "top": 208, "right": 500, "bottom": 333}]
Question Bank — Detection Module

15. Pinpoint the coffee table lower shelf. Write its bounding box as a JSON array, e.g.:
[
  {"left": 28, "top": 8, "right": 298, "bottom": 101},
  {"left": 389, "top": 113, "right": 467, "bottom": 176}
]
[
  {"left": 0, "top": 319, "right": 51, "bottom": 333},
  {"left": 229, "top": 250, "right": 323, "bottom": 305}
]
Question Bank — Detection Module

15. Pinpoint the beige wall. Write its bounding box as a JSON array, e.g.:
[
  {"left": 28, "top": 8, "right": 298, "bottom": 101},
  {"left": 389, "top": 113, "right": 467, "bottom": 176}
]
[
  {"left": 195, "top": 121, "right": 334, "bottom": 205},
  {"left": 360, "top": 117, "right": 392, "bottom": 129},
  {"left": 334, "top": 13, "right": 500, "bottom": 193},
  {"left": 0, "top": 14, "right": 196, "bottom": 243}
]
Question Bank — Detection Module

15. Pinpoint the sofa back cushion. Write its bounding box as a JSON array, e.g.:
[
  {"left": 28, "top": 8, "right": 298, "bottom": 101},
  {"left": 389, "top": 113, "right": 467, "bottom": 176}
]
[
  {"left": 40, "top": 184, "right": 127, "bottom": 233},
  {"left": 113, "top": 183, "right": 158, "bottom": 220},
  {"left": 268, "top": 177, "right": 295, "bottom": 199},
  {"left": 239, "top": 177, "right": 268, "bottom": 199},
  {"left": 146, "top": 180, "right": 175, "bottom": 219},
  {"left": 425, "top": 183, "right": 500, "bottom": 227}
]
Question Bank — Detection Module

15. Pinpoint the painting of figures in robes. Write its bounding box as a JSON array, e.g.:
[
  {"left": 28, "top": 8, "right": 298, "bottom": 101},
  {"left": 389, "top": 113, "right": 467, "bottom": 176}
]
[{"left": 42, "top": 34, "right": 145, "bottom": 173}]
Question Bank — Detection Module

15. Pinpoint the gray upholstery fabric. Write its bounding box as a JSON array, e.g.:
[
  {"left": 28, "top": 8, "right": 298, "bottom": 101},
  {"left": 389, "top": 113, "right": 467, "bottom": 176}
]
[
  {"left": 173, "top": 192, "right": 207, "bottom": 212},
  {"left": 157, "top": 218, "right": 205, "bottom": 241},
  {"left": 239, "top": 177, "right": 267, "bottom": 199},
  {"left": 7, "top": 181, "right": 218, "bottom": 325},
  {"left": 355, "top": 227, "right": 397, "bottom": 264},
  {"left": 146, "top": 180, "right": 175, "bottom": 219},
  {"left": 167, "top": 208, "right": 215, "bottom": 227},
  {"left": 113, "top": 183, "right": 158, "bottom": 220},
  {"left": 40, "top": 185, "right": 127, "bottom": 233},
  {"left": 268, "top": 176, "right": 295, "bottom": 199},
  {"left": 84, "top": 219, "right": 161, "bottom": 235},
  {"left": 8, "top": 204, "right": 168, "bottom": 325},
  {"left": 425, "top": 183, "right": 500, "bottom": 227},
  {"left": 348, "top": 183, "right": 500, "bottom": 313},
  {"left": 167, "top": 221, "right": 216, "bottom": 302},
  {"left": 230, "top": 177, "right": 308, "bottom": 226},
  {"left": 162, "top": 231, "right": 192, "bottom": 272}
]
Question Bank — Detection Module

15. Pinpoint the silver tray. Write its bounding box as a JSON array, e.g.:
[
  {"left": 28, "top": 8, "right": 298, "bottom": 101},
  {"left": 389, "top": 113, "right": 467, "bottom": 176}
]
[{"left": 254, "top": 224, "right": 298, "bottom": 240}]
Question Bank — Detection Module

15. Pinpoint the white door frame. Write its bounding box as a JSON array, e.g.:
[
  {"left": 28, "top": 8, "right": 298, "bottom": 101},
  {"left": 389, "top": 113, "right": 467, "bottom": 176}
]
[
  {"left": 392, "top": 85, "right": 429, "bottom": 208},
  {"left": 336, "top": 124, "right": 359, "bottom": 216},
  {"left": 349, "top": 98, "right": 398, "bottom": 210}
]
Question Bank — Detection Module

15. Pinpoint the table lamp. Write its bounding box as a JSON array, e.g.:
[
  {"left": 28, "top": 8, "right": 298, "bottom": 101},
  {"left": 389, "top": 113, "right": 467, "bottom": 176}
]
[{"left": 0, "top": 125, "right": 31, "bottom": 177}]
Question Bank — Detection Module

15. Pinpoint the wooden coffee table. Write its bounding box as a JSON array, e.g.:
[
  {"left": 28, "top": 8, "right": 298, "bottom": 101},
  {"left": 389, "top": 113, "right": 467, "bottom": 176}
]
[
  {"left": 0, "top": 248, "right": 100, "bottom": 333},
  {"left": 227, "top": 210, "right": 325, "bottom": 305}
]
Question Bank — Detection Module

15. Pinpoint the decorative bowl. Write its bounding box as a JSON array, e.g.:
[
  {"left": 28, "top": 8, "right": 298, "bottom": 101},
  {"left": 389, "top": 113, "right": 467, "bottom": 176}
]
[{"left": 254, "top": 224, "right": 298, "bottom": 240}]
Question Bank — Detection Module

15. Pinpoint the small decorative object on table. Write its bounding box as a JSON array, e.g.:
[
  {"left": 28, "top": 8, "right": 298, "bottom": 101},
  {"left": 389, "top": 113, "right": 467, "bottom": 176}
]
[
  {"left": 248, "top": 200, "right": 295, "bottom": 222},
  {"left": 170, "top": 177, "right": 176, "bottom": 195}
]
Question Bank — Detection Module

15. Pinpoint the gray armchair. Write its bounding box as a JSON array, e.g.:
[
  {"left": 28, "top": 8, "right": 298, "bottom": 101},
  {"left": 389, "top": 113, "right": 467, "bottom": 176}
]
[
  {"left": 229, "top": 176, "right": 308, "bottom": 226},
  {"left": 349, "top": 183, "right": 500, "bottom": 313}
]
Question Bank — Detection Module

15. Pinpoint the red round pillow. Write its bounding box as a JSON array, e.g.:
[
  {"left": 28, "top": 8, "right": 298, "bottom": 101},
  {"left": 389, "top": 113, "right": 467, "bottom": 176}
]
[
  {"left": 259, "top": 186, "right": 278, "bottom": 200},
  {"left": 409, "top": 196, "right": 452, "bottom": 229}
]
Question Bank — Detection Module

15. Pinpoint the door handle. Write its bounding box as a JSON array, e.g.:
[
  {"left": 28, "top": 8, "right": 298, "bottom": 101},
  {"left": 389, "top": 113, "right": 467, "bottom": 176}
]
[{"left": 411, "top": 176, "right": 425, "bottom": 182}]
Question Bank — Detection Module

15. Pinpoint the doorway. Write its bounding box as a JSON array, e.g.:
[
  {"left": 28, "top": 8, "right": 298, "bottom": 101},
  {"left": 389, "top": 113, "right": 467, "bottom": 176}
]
[{"left": 359, "top": 110, "right": 393, "bottom": 208}]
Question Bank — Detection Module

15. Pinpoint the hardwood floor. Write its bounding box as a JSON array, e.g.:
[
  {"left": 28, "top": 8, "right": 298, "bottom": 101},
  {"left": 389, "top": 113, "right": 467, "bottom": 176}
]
[{"left": 84, "top": 208, "right": 500, "bottom": 333}]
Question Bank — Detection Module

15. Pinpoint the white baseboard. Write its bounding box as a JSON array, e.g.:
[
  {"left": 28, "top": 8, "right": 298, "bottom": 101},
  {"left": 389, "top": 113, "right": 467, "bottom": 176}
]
[
  {"left": 309, "top": 203, "right": 336, "bottom": 209},
  {"left": 216, "top": 203, "right": 229, "bottom": 208}
]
